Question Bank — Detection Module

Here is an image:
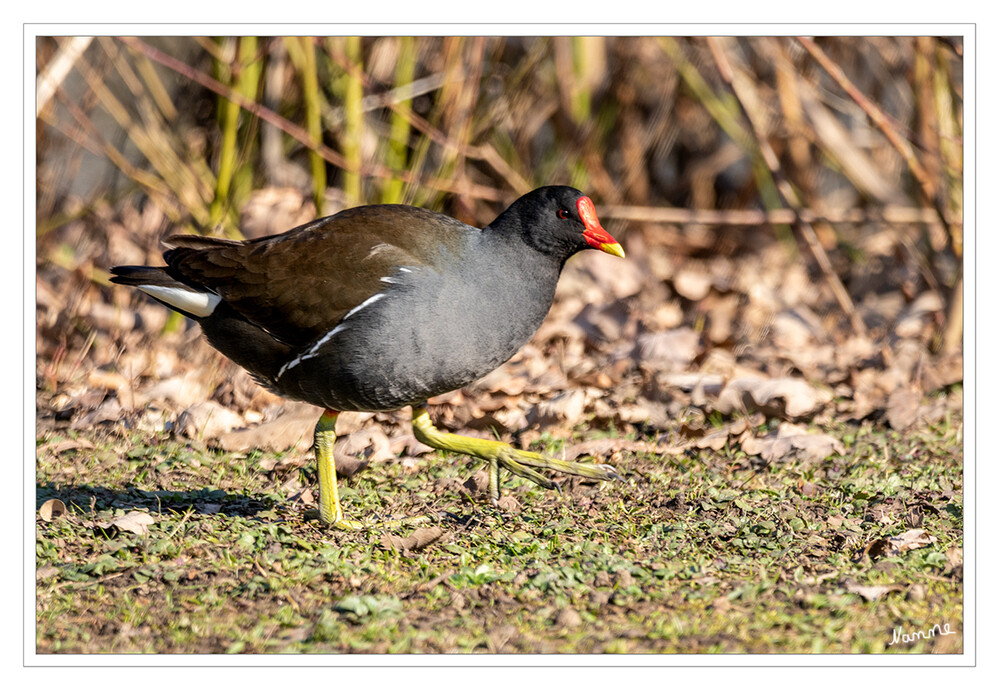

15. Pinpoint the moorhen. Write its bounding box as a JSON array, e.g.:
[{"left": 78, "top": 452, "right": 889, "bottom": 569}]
[{"left": 111, "top": 186, "right": 625, "bottom": 529}]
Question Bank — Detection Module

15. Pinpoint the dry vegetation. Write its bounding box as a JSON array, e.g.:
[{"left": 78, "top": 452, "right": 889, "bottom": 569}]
[{"left": 35, "top": 36, "right": 963, "bottom": 654}]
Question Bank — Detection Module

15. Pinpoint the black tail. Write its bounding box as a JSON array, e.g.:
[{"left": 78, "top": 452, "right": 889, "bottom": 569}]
[
  {"left": 109, "top": 265, "right": 219, "bottom": 319},
  {"left": 109, "top": 265, "right": 175, "bottom": 288}
]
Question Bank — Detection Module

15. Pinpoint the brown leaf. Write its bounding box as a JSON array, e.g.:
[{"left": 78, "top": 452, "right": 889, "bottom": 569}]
[
  {"left": 218, "top": 403, "right": 320, "bottom": 453},
  {"left": 175, "top": 401, "right": 244, "bottom": 440},
  {"left": 715, "top": 377, "right": 829, "bottom": 419},
  {"left": 739, "top": 423, "right": 845, "bottom": 464},
  {"left": 864, "top": 528, "right": 937, "bottom": 560},
  {"left": 889, "top": 528, "right": 936, "bottom": 553},
  {"left": 98, "top": 511, "right": 155, "bottom": 535},
  {"left": 680, "top": 414, "right": 763, "bottom": 450},
  {"left": 129, "top": 371, "right": 211, "bottom": 409},
  {"left": 380, "top": 526, "right": 444, "bottom": 554},
  {"left": 674, "top": 268, "right": 712, "bottom": 301},
  {"left": 554, "top": 607, "right": 583, "bottom": 628},
  {"left": 337, "top": 426, "right": 395, "bottom": 465},
  {"left": 463, "top": 470, "right": 490, "bottom": 496},
  {"left": 39, "top": 498, "right": 67, "bottom": 522},
  {"left": 496, "top": 495, "right": 521, "bottom": 512},
  {"left": 37, "top": 438, "right": 95, "bottom": 455},
  {"left": 530, "top": 389, "right": 587, "bottom": 429},
  {"left": 563, "top": 437, "right": 686, "bottom": 462},
  {"left": 885, "top": 388, "right": 922, "bottom": 430},
  {"left": 71, "top": 397, "right": 124, "bottom": 429},
  {"left": 846, "top": 582, "right": 903, "bottom": 602},
  {"left": 239, "top": 187, "right": 316, "bottom": 240},
  {"left": 634, "top": 328, "right": 701, "bottom": 371}
]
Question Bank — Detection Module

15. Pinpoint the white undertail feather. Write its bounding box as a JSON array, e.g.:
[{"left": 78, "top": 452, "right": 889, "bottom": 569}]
[{"left": 138, "top": 285, "right": 221, "bottom": 318}]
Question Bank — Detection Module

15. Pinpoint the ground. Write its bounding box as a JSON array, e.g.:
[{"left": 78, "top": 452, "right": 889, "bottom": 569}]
[{"left": 35, "top": 403, "right": 962, "bottom": 654}]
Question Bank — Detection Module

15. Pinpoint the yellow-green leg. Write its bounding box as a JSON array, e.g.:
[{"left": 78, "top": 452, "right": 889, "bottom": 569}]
[
  {"left": 411, "top": 403, "right": 619, "bottom": 504},
  {"left": 314, "top": 410, "right": 429, "bottom": 530}
]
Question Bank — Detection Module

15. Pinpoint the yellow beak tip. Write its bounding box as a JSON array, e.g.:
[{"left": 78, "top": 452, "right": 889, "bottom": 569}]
[{"left": 601, "top": 242, "right": 626, "bottom": 259}]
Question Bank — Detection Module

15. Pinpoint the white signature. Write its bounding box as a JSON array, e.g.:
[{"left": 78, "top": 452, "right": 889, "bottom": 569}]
[{"left": 889, "top": 622, "right": 957, "bottom": 646}]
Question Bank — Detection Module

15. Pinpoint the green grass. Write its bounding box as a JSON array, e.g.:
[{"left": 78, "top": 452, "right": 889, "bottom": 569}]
[{"left": 35, "top": 413, "right": 963, "bottom": 654}]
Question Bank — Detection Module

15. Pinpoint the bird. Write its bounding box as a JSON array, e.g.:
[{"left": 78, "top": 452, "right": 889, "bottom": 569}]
[{"left": 110, "top": 186, "right": 625, "bottom": 529}]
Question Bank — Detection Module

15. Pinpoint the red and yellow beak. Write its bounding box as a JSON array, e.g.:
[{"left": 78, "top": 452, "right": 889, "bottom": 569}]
[{"left": 577, "top": 196, "right": 625, "bottom": 258}]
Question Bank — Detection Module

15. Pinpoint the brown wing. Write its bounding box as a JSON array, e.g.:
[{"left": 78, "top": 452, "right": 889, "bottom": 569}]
[{"left": 163, "top": 205, "right": 470, "bottom": 347}]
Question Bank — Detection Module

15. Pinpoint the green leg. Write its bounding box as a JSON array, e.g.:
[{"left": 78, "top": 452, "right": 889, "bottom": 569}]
[
  {"left": 314, "top": 410, "right": 429, "bottom": 530},
  {"left": 411, "top": 404, "right": 619, "bottom": 504}
]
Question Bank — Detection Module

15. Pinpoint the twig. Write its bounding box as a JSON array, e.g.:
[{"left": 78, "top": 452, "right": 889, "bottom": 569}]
[
  {"left": 797, "top": 37, "right": 955, "bottom": 239},
  {"left": 598, "top": 204, "right": 947, "bottom": 227},
  {"left": 705, "top": 37, "right": 866, "bottom": 337},
  {"left": 36, "top": 37, "right": 93, "bottom": 115},
  {"left": 118, "top": 37, "right": 505, "bottom": 204}
]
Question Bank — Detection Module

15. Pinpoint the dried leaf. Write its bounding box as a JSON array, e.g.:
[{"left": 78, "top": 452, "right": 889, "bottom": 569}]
[
  {"left": 674, "top": 268, "right": 712, "bottom": 300},
  {"left": 39, "top": 498, "right": 67, "bottom": 522},
  {"left": 846, "top": 582, "right": 903, "bottom": 602},
  {"left": 634, "top": 328, "right": 701, "bottom": 371},
  {"left": 218, "top": 403, "right": 319, "bottom": 453},
  {"left": 885, "top": 388, "right": 923, "bottom": 430},
  {"left": 98, "top": 511, "right": 155, "bottom": 535},
  {"left": 175, "top": 401, "right": 244, "bottom": 440},
  {"left": 864, "top": 528, "right": 937, "bottom": 559},
  {"left": 530, "top": 389, "right": 587, "bottom": 428},
  {"left": 563, "top": 437, "right": 686, "bottom": 462},
  {"left": 380, "top": 526, "right": 444, "bottom": 554},
  {"left": 129, "top": 371, "right": 211, "bottom": 409},
  {"left": 554, "top": 607, "right": 583, "bottom": 628},
  {"left": 739, "top": 422, "right": 845, "bottom": 464},
  {"left": 463, "top": 470, "right": 490, "bottom": 495},
  {"left": 715, "top": 377, "right": 829, "bottom": 419},
  {"left": 37, "top": 438, "right": 95, "bottom": 455},
  {"left": 889, "top": 528, "right": 936, "bottom": 553}
]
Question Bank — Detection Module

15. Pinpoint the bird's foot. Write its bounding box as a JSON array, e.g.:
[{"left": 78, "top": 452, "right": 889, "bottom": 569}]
[{"left": 411, "top": 404, "right": 619, "bottom": 503}]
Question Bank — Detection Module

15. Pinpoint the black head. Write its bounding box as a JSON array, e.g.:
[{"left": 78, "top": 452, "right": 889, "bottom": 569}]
[{"left": 487, "top": 186, "right": 624, "bottom": 263}]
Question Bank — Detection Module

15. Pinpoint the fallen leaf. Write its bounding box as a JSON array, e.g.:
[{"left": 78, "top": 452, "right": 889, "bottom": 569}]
[
  {"left": 129, "top": 371, "right": 211, "bottom": 409},
  {"left": 98, "top": 511, "right": 155, "bottom": 535},
  {"left": 380, "top": 526, "right": 444, "bottom": 554},
  {"left": 885, "top": 388, "right": 922, "bottom": 430},
  {"left": 739, "top": 423, "right": 845, "bottom": 464},
  {"left": 175, "top": 401, "right": 244, "bottom": 440},
  {"left": 715, "top": 377, "right": 829, "bottom": 419},
  {"left": 563, "top": 438, "right": 685, "bottom": 462},
  {"left": 39, "top": 498, "right": 67, "bottom": 522},
  {"left": 674, "top": 268, "right": 712, "bottom": 300},
  {"left": 71, "top": 398, "right": 124, "bottom": 428},
  {"left": 36, "top": 565, "right": 60, "bottom": 580},
  {"left": 846, "top": 582, "right": 903, "bottom": 602},
  {"left": 337, "top": 426, "right": 396, "bottom": 465},
  {"left": 634, "top": 328, "right": 701, "bottom": 371},
  {"left": 496, "top": 495, "right": 521, "bottom": 512},
  {"left": 864, "top": 528, "right": 937, "bottom": 559},
  {"left": 219, "top": 403, "right": 319, "bottom": 453},
  {"left": 661, "top": 372, "right": 726, "bottom": 395},
  {"left": 554, "top": 607, "right": 583, "bottom": 628},
  {"left": 889, "top": 528, "right": 937, "bottom": 553},
  {"left": 459, "top": 470, "right": 488, "bottom": 496},
  {"left": 37, "top": 438, "right": 95, "bottom": 455},
  {"left": 530, "top": 389, "right": 587, "bottom": 428}
]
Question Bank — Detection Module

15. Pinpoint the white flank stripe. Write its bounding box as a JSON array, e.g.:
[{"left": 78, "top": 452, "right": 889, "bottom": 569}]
[
  {"left": 341, "top": 292, "right": 385, "bottom": 321},
  {"left": 139, "top": 285, "right": 220, "bottom": 317},
  {"left": 276, "top": 292, "right": 386, "bottom": 379}
]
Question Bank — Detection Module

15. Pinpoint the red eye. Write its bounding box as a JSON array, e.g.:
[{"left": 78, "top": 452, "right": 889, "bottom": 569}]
[{"left": 557, "top": 209, "right": 570, "bottom": 220}]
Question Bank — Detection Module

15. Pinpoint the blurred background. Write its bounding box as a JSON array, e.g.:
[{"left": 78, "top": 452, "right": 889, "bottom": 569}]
[{"left": 34, "top": 35, "right": 963, "bottom": 451}]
